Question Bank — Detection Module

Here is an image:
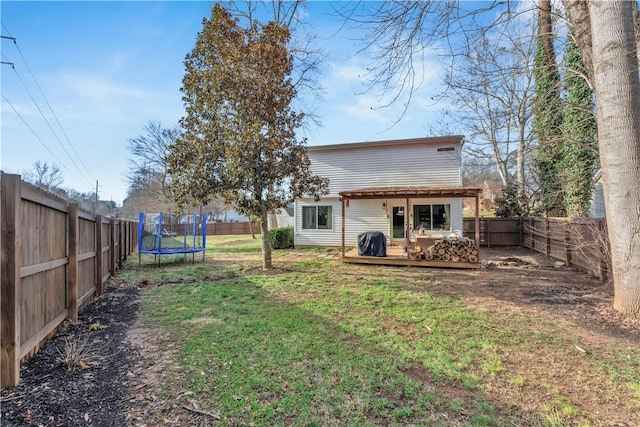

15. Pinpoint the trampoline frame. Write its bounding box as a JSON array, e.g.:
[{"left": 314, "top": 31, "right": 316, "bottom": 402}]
[{"left": 137, "top": 212, "right": 207, "bottom": 265}]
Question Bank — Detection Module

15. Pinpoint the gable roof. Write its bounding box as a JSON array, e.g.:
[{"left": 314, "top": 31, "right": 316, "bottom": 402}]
[{"left": 307, "top": 135, "right": 464, "bottom": 152}]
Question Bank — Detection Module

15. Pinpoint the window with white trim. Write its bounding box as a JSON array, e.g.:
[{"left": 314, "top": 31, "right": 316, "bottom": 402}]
[{"left": 302, "top": 206, "right": 333, "bottom": 230}]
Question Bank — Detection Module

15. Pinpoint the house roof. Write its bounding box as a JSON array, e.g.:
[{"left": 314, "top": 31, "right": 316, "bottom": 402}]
[
  {"left": 339, "top": 186, "right": 483, "bottom": 200},
  {"left": 308, "top": 135, "right": 464, "bottom": 152}
]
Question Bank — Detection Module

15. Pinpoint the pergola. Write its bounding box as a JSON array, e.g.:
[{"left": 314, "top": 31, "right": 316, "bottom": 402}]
[{"left": 338, "top": 186, "right": 483, "bottom": 259}]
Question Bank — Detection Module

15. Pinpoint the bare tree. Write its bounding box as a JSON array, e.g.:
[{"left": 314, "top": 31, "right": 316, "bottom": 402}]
[
  {"left": 23, "top": 161, "right": 64, "bottom": 192},
  {"left": 445, "top": 13, "right": 536, "bottom": 195},
  {"left": 335, "top": 1, "right": 525, "bottom": 123},
  {"left": 126, "top": 121, "right": 178, "bottom": 196}
]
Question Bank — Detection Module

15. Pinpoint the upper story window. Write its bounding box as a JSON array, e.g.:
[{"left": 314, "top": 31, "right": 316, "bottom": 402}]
[{"left": 302, "top": 206, "right": 333, "bottom": 230}]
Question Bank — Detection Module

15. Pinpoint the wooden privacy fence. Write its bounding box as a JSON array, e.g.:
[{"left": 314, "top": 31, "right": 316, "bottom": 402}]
[
  {"left": 1, "top": 173, "right": 137, "bottom": 388},
  {"left": 205, "top": 221, "right": 258, "bottom": 235},
  {"left": 462, "top": 217, "right": 522, "bottom": 247},
  {"left": 463, "top": 216, "right": 610, "bottom": 279}
]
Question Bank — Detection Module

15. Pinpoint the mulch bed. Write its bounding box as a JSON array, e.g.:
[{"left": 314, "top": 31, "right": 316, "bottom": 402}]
[{"left": 0, "top": 280, "right": 141, "bottom": 427}]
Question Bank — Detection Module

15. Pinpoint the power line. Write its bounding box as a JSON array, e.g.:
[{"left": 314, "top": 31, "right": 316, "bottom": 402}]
[
  {"left": 4, "top": 59, "right": 90, "bottom": 182},
  {"left": 9, "top": 32, "right": 95, "bottom": 181},
  {"left": 2, "top": 24, "right": 94, "bottom": 185},
  {"left": 2, "top": 93, "right": 71, "bottom": 172}
]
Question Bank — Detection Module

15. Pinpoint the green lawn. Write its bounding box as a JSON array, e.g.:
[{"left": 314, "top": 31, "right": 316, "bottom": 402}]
[{"left": 125, "top": 235, "right": 639, "bottom": 426}]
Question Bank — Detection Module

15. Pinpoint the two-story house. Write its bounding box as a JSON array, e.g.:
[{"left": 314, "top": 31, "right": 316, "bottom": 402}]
[{"left": 294, "top": 136, "right": 482, "bottom": 258}]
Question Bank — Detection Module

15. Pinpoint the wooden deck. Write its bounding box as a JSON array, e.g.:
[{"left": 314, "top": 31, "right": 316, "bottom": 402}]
[{"left": 342, "top": 247, "right": 480, "bottom": 269}]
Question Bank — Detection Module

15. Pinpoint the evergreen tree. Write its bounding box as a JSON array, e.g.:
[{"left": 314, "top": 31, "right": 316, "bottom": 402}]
[{"left": 167, "top": 4, "right": 328, "bottom": 269}]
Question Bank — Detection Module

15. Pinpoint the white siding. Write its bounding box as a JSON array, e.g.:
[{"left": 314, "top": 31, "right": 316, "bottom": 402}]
[
  {"left": 309, "top": 141, "right": 462, "bottom": 197},
  {"left": 294, "top": 198, "right": 343, "bottom": 247},
  {"left": 294, "top": 197, "right": 463, "bottom": 248}
]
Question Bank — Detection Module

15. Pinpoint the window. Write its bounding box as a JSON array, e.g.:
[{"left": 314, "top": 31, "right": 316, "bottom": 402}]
[
  {"left": 412, "top": 204, "right": 451, "bottom": 231},
  {"left": 302, "top": 206, "right": 333, "bottom": 230}
]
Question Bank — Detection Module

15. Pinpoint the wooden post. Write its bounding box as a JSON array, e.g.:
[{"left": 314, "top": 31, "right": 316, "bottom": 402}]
[
  {"left": 122, "top": 222, "right": 127, "bottom": 261},
  {"left": 474, "top": 193, "right": 480, "bottom": 256},
  {"left": 545, "top": 218, "right": 551, "bottom": 257},
  {"left": 564, "top": 224, "right": 572, "bottom": 267},
  {"left": 110, "top": 218, "right": 116, "bottom": 277},
  {"left": 1, "top": 173, "right": 22, "bottom": 387},
  {"left": 404, "top": 197, "right": 410, "bottom": 253},
  {"left": 529, "top": 217, "right": 534, "bottom": 251},
  {"left": 68, "top": 204, "right": 79, "bottom": 322},
  {"left": 519, "top": 217, "right": 524, "bottom": 248},
  {"left": 598, "top": 219, "right": 608, "bottom": 280},
  {"left": 341, "top": 197, "right": 346, "bottom": 257},
  {"left": 96, "top": 215, "right": 104, "bottom": 294},
  {"left": 117, "top": 220, "right": 123, "bottom": 269}
]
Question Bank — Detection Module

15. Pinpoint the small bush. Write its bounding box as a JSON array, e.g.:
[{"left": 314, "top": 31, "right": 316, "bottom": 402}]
[{"left": 269, "top": 226, "right": 294, "bottom": 249}]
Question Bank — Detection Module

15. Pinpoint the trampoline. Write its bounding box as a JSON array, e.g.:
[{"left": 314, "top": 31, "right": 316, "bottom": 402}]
[{"left": 138, "top": 212, "right": 207, "bottom": 265}]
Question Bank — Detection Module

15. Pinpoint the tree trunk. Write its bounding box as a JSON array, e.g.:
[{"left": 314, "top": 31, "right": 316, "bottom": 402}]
[
  {"left": 588, "top": 1, "right": 640, "bottom": 317},
  {"left": 563, "top": 0, "right": 594, "bottom": 84},
  {"left": 538, "top": 0, "right": 555, "bottom": 63},
  {"left": 633, "top": 1, "right": 640, "bottom": 64},
  {"left": 269, "top": 211, "right": 278, "bottom": 229},
  {"left": 260, "top": 204, "right": 272, "bottom": 269}
]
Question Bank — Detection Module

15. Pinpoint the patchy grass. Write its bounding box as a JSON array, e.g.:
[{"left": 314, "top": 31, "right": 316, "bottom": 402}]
[{"left": 131, "top": 236, "right": 640, "bottom": 426}]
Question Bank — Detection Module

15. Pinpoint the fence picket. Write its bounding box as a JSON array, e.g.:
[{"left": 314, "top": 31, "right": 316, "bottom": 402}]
[{"left": 0, "top": 173, "right": 137, "bottom": 388}]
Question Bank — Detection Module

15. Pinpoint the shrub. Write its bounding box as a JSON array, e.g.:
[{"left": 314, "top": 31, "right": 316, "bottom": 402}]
[
  {"left": 269, "top": 226, "right": 294, "bottom": 249},
  {"left": 494, "top": 185, "right": 527, "bottom": 218}
]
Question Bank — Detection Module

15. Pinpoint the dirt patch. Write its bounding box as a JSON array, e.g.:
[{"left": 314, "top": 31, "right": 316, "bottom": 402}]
[{"left": 1, "top": 246, "right": 638, "bottom": 426}]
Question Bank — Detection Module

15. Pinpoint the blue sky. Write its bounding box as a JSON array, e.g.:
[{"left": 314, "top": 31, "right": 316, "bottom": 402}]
[{"left": 1, "top": 1, "right": 447, "bottom": 205}]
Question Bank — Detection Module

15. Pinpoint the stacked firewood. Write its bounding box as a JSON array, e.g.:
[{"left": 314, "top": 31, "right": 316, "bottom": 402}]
[{"left": 422, "top": 236, "right": 478, "bottom": 263}]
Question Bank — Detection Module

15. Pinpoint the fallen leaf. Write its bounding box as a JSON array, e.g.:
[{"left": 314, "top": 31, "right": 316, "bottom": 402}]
[{"left": 88, "top": 322, "right": 106, "bottom": 331}]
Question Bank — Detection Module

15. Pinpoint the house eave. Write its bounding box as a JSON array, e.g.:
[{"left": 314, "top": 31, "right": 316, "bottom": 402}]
[
  {"left": 339, "top": 186, "right": 483, "bottom": 200},
  {"left": 308, "top": 135, "right": 464, "bottom": 152}
]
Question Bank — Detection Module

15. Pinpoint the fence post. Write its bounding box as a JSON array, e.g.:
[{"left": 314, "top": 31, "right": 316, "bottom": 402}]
[
  {"left": 110, "top": 218, "right": 116, "bottom": 277},
  {"left": 564, "top": 223, "right": 572, "bottom": 267},
  {"left": 68, "top": 204, "right": 79, "bottom": 322},
  {"left": 122, "top": 222, "right": 127, "bottom": 262},
  {"left": 96, "top": 215, "right": 104, "bottom": 294},
  {"left": 599, "top": 219, "right": 608, "bottom": 280},
  {"left": 1, "top": 173, "right": 22, "bottom": 388},
  {"left": 529, "top": 217, "right": 534, "bottom": 251},
  {"left": 545, "top": 218, "right": 551, "bottom": 257},
  {"left": 118, "top": 220, "right": 123, "bottom": 269},
  {"left": 519, "top": 217, "right": 524, "bottom": 248}
]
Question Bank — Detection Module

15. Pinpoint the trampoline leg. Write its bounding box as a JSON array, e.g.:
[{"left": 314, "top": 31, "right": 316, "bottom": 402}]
[
  {"left": 192, "top": 252, "right": 195, "bottom": 264},
  {"left": 139, "top": 252, "right": 141, "bottom": 266}
]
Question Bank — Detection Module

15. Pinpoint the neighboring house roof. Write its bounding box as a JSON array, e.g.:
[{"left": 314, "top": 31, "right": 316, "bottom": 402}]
[
  {"left": 339, "top": 186, "right": 482, "bottom": 199},
  {"left": 308, "top": 135, "right": 464, "bottom": 152}
]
